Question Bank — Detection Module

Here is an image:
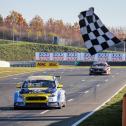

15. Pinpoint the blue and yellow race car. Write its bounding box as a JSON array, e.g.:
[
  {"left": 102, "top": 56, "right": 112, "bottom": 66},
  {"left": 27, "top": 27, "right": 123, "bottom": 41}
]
[{"left": 14, "top": 75, "right": 66, "bottom": 109}]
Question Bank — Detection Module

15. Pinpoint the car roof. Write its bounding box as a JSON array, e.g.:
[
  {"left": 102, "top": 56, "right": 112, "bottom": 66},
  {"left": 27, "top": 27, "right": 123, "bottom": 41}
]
[{"left": 27, "top": 76, "right": 55, "bottom": 81}]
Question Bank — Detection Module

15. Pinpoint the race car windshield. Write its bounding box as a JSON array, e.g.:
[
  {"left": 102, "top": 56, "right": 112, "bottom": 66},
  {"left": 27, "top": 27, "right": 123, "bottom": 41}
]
[
  {"left": 92, "top": 63, "right": 106, "bottom": 67},
  {"left": 22, "top": 80, "right": 56, "bottom": 88}
]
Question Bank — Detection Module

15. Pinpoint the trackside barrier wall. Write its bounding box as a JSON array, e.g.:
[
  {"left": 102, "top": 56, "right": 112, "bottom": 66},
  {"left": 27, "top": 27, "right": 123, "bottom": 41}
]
[
  {"left": 75, "top": 61, "right": 126, "bottom": 66},
  {"left": 35, "top": 52, "right": 126, "bottom": 62},
  {"left": 10, "top": 61, "right": 75, "bottom": 67},
  {"left": 9, "top": 61, "right": 126, "bottom": 67}
]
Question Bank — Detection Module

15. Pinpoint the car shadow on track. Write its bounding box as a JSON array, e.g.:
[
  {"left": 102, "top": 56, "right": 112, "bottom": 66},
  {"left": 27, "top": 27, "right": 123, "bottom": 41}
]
[
  {"left": 49, "top": 100, "right": 122, "bottom": 126},
  {"left": 0, "top": 106, "right": 59, "bottom": 111},
  {"left": 0, "top": 111, "right": 90, "bottom": 124}
]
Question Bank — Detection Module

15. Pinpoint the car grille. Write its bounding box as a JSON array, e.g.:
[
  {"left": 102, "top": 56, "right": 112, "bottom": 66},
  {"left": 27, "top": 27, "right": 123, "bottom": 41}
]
[
  {"left": 26, "top": 96, "right": 47, "bottom": 101},
  {"left": 94, "top": 68, "right": 104, "bottom": 72}
]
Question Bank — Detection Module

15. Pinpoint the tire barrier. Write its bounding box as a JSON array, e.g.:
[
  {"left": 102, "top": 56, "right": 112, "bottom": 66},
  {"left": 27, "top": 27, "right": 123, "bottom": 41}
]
[{"left": 10, "top": 61, "right": 36, "bottom": 67}]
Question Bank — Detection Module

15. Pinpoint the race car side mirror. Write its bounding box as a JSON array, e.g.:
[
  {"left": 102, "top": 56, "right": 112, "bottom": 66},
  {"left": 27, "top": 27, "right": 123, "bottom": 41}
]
[
  {"left": 16, "top": 83, "right": 21, "bottom": 88},
  {"left": 57, "top": 83, "right": 63, "bottom": 88}
]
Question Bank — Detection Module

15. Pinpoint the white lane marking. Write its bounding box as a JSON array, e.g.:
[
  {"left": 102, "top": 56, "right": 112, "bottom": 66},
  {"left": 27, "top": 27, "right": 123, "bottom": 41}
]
[
  {"left": 72, "top": 83, "right": 126, "bottom": 126},
  {"left": 67, "top": 99, "right": 74, "bottom": 102},
  {"left": 81, "top": 80, "right": 85, "bottom": 82},
  {"left": 96, "top": 84, "right": 100, "bottom": 87},
  {"left": 105, "top": 79, "right": 108, "bottom": 82},
  {"left": 84, "top": 90, "right": 89, "bottom": 94},
  {"left": 13, "top": 78, "right": 18, "bottom": 79},
  {"left": 40, "top": 110, "right": 49, "bottom": 114}
]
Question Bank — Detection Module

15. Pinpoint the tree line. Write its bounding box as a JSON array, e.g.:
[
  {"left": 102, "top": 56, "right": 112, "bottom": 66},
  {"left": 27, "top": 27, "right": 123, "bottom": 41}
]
[
  {"left": 0, "top": 10, "right": 126, "bottom": 47},
  {"left": 0, "top": 11, "right": 82, "bottom": 46}
]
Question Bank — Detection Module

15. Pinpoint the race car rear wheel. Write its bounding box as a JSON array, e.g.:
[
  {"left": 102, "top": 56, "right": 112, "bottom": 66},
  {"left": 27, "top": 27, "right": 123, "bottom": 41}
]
[
  {"left": 62, "top": 100, "right": 66, "bottom": 107},
  {"left": 14, "top": 104, "right": 24, "bottom": 110},
  {"left": 14, "top": 105, "right": 21, "bottom": 110},
  {"left": 89, "top": 73, "right": 93, "bottom": 75},
  {"left": 58, "top": 102, "right": 63, "bottom": 109}
]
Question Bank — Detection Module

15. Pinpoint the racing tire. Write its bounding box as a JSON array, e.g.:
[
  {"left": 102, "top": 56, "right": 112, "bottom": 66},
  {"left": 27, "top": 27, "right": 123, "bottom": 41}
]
[
  {"left": 58, "top": 102, "right": 63, "bottom": 109},
  {"left": 62, "top": 100, "right": 66, "bottom": 107},
  {"left": 106, "top": 70, "right": 111, "bottom": 75},
  {"left": 14, "top": 105, "right": 24, "bottom": 110},
  {"left": 14, "top": 106, "right": 20, "bottom": 110},
  {"left": 89, "top": 73, "right": 93, "bottom": 75}
]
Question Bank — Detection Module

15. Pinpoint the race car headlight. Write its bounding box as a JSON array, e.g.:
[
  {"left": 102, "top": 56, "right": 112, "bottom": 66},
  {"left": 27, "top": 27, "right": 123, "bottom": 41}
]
[
  {"left": 17, "top": 94, "right": 24, "bottom": 102},
  {"left": 49, "top": 94, "right": 56, "bottom": 97},
  {"left": 48, "top": 94, "right": 57, "bottom": 102}
]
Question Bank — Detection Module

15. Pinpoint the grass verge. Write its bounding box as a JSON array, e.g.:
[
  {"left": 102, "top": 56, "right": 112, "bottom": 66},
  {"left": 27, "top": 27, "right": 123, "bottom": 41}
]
[
  {"left": 79, "top": 86, "right": 126, "bottom": 126},
  {"left": 0, "top": 67, "right": 45, "bottom": 78},
  {"left": 0, "top": 66, "right": 85, "bottom": 78}
]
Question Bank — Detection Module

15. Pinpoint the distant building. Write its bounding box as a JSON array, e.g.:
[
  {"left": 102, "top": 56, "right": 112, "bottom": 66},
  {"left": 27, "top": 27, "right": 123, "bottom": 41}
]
[{"left": 52, "top": 36, "right": 72, "bottom": 46}]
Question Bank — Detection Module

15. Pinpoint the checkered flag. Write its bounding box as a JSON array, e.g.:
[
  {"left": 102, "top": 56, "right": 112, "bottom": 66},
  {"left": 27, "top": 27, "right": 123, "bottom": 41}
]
[{"left": 78, "top": 7, "right": 121, "bottom": 55}]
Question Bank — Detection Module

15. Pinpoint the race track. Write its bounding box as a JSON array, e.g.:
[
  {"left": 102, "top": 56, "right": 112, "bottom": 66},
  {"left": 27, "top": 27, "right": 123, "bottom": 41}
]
[{"left": 0, "top": 67, "right": 126, "bottom": 126}]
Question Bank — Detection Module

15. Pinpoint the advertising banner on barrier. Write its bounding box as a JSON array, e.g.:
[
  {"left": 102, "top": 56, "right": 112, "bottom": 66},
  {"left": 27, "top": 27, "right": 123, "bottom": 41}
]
[
  {"left": 65, "top": 52, "right": 78, "bottom": 61},
  {"left": 53, "top": 52, "right": 65, "bottom": 61},
  {"left": 36, "top": 62, "right": 59, "bottom": 67},
  {"left": 81, "top": 53, "right": 95, "bottom": 61},
  {"left": 36, "top": 52, "right": 51, "bottom": 61},
  {"left": 111, "top": 53, "right": 125, "bottom": 61},
  {"left": 96, "top": 53, "right": 111, "bottom": 61},
  {"left": 35, "top": 52, "right": 126, "bottom": 62}
]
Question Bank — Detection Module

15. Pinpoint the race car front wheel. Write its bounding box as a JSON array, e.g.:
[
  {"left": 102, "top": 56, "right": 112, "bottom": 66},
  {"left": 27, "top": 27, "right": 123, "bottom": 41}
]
[{"left": 58, "top": 101, "right": 66, "bottom": 109}]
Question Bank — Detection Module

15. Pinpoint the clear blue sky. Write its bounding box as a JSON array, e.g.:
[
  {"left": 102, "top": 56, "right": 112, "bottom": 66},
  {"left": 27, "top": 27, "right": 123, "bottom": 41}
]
[{"left": 0, "top": 0, "right": 126, "bottom": 27}]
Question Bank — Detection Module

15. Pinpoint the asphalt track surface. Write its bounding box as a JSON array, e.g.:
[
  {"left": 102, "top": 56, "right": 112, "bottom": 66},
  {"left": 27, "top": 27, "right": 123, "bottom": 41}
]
[{"left": 0, "top": 68, "right": 126, "bottom": 126}]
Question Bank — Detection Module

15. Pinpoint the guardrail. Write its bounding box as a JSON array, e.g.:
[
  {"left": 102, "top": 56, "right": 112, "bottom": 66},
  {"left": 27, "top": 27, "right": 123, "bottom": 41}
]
[{"left": 9, "top": 61, "right": 126, "bottom": 67}]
